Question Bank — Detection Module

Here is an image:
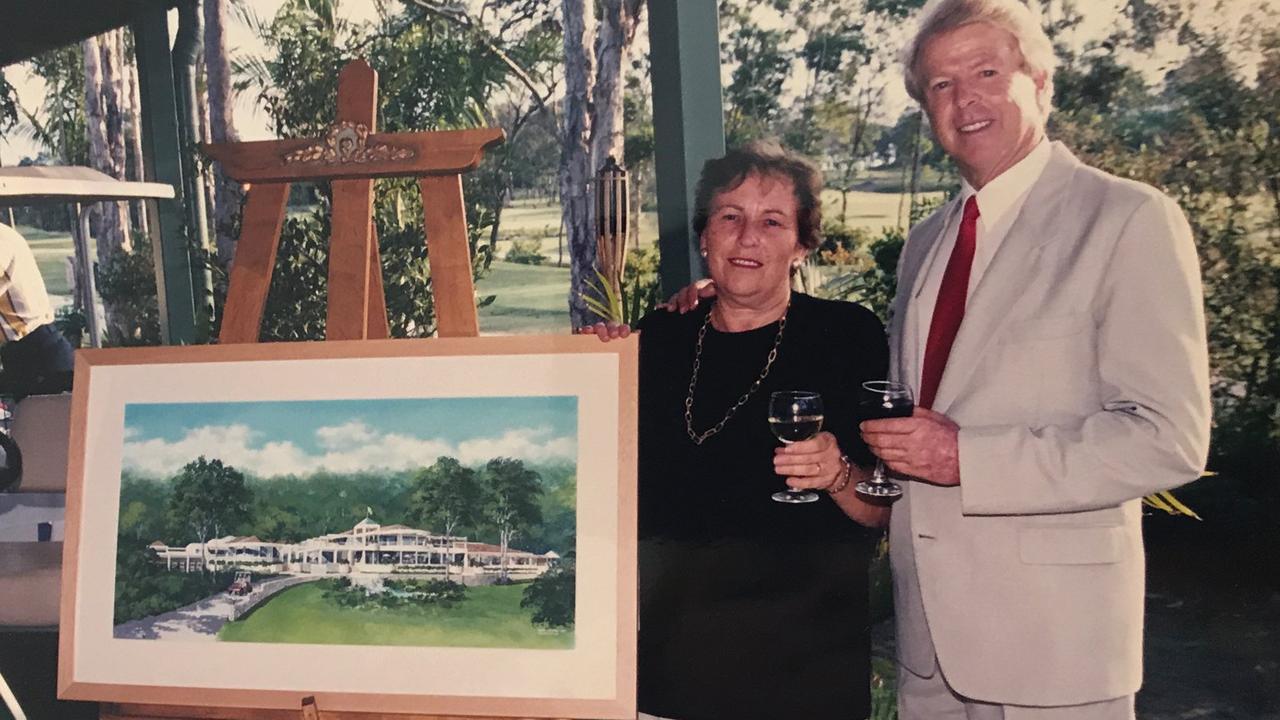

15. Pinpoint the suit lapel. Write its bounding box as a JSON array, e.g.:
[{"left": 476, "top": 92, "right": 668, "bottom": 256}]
[
  {"left": 930, "top": 142, "right": 1083, "bottom": 413},
  {"left": 893, "top": 199, "right": 959, "bottom": 386}
]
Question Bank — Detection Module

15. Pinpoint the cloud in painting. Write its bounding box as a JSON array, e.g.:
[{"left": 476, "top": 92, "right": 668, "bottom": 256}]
[{"left": 122, "top": 422, "right": 576, "bottom": 479}]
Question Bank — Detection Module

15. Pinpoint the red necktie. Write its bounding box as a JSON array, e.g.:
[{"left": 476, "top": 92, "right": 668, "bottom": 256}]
[{"left": 919, "top": 195, "right": 980, "bottom": 410}]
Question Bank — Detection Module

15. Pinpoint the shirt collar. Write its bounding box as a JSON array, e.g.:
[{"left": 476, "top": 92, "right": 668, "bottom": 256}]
[{"left": 957, "top": 137, "right": 1052, "bottom": 229}]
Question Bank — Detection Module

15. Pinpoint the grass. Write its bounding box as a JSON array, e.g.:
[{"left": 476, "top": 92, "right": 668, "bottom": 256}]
[
  {"left": 475, "top": 260, "right": 571, "bottom": 334},
  {"left": 14, "top": 225, "right": 77, "bottom": 297},
  {"left": 218, "top": 580, "right": 574, "bottom": 649}
]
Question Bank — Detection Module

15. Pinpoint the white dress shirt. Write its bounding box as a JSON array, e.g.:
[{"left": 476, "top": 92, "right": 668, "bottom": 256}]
[
  {"left": 0, "top": 222, "right": 56, "bottom": 343},
  {"left": 910, "top": 138, "right": 1052, "bottom": 390}
]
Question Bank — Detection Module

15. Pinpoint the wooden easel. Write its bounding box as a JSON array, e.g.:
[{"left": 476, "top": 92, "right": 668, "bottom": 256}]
[
  {"left": 207, "top": 58, "right": 502, "bottom": 344},
  {"left": 101, "top": 59, "right": 570, "bottom": 720}
]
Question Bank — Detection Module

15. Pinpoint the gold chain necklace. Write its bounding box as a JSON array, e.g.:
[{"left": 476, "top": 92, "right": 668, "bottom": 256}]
[{"left": 684, "top": 300, "right": 789, "bottom": 445}]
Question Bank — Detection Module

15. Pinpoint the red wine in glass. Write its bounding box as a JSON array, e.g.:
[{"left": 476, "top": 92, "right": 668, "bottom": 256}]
[{"left": 856, "top": 381, "right": 913, "bottom": 498}]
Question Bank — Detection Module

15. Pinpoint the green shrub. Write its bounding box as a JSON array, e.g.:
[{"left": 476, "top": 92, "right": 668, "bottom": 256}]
[
  {"left": 113, "top": 545, "right": 236, "bottom": 625},
  {"left": 520, "top": 556, "right": 574, "bottom": 629},
  {"left": 505, "top": 237, "right": 547, "bottom": 265}
]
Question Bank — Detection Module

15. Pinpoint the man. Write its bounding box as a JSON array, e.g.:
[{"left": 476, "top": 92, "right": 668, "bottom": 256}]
[
  {"left": 859, "top": 0, "right": 1211, "bottom": 718},
  {"left": 0, "top": 222, "right": 74, "bottom": 397}
]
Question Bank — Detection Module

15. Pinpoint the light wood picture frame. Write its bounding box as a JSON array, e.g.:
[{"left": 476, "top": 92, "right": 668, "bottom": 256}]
[{"left": 58, "top": 335, "right": 638, "bottom": 719}]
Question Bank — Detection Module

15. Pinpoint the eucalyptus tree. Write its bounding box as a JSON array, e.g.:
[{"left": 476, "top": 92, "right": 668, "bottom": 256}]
[
  {"left": 479, "top": 457, "right": 543, "bottom": 583},
  {"left": 204, "top": 0, "right": 242, "bottom": 265},
  {"left": 168, "top": 456, "right": 252, "bottom": 575},
  {"left": 409, "top": 456, "right": 481, "bottom": 580}
]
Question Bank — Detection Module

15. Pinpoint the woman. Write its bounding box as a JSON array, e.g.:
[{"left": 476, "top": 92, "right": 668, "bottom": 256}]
[{"left": 584, "top": 141, "right": 889, "bottom": 720}]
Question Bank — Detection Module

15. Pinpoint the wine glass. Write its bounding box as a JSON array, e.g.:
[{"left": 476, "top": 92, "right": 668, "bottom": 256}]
[
  {"left": 768, "top": 390, "right": 824, "bottom": 504},
  {"left": 856, "top": 381, "right": 914, "bottom": 499}
]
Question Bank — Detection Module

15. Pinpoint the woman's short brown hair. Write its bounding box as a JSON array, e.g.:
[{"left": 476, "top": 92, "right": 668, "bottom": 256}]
[{"left": 692, "top": 140, "right": 823, "bottom": 251}]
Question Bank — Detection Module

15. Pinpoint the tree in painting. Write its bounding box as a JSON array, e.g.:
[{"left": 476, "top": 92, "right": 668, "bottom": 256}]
[
  {"left": 521, "top": 552, "right": 575, "bottom": 629},
  {"left": 167, "top": 456, "right": 252, "bottom": 575},
  {"left": 480, "top": 457, "right": 543, "bottom": 583},
  {"left": 408, "top": 456, "right": 481, "bottom": 580}
]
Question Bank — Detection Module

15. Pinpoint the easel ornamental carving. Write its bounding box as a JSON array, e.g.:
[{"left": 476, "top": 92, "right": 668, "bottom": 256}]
[{"left": 204, "top": 58, "right": 503, "bottom": 344}]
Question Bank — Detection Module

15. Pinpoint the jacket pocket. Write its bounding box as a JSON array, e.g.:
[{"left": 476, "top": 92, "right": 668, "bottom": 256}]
[{"left": 1018, "top": 525, "right": 1124, "bottom": 565}]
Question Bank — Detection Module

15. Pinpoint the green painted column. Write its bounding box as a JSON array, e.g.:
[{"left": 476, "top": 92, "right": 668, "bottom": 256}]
[
  {"left": 132, "top": 5, "right": 198, "bottom": 345},
  {"left": 647, "top": 0, "right": 726, "bottom": 297}
]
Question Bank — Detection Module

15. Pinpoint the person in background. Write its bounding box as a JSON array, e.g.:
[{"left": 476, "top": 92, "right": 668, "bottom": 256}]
[
  {"left": 583, "top": 140, "right": 890, "bottom": 720},
  {"left": 0, "top": 222, "right": 74, "bottom": 397}
]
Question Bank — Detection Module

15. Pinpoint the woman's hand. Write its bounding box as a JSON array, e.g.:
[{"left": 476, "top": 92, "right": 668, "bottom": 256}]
[
  {"left": 773, "top": 431, "right": 845, "bottom": 491},
  {"left": 658, "top": 278, "right": 718, "bottom": 313},
  {"left": 577, "top": 321, "right": 632, "bottom": 342}
]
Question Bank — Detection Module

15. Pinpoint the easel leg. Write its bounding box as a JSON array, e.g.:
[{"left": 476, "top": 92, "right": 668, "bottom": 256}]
[
  {"left": 366, "top": 218, "right": 390, "bottom": 339},
  {"left": 419, "top": 175, "right": 480, "bottom": 338},
  {"left": 327, "top": 178, "right": 375, "bottom": 340},
  {"left": 220, "top": 182, "right": 290, "bottom": 344}
]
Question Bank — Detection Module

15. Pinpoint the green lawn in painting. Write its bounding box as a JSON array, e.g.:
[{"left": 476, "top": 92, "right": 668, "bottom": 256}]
[{"left": 218, "top": 580, "right": 573, "bottom": 649}]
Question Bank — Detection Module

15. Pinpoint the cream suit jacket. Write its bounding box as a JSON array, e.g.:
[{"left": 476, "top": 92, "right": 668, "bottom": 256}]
[{"left": 887, "top": 142, "right": 1211, "bottom": 707}]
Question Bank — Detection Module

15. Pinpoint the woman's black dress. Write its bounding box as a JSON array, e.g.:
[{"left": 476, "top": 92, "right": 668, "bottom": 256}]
[{"left": 636, "top": 292, "right": 889, "bottom": 720}]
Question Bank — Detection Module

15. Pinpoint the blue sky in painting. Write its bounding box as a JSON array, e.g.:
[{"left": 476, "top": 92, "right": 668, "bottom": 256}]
[{"left": 121, "top": 396, "right": 578, "bottom": 478}]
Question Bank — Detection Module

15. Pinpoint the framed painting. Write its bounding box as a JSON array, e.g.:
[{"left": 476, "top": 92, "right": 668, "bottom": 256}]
[{"left": 58, "top": 335, "right": 638, "bottom": 719}]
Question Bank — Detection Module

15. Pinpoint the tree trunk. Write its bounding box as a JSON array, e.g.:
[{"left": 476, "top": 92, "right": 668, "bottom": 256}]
[
  {"left": 203, "top": 0, "right": 243, "bottom": 268},
  {"left": 908, "top": 111, "right": 923, "bottom": 223},
  {"left": 83, "top": 35, "right": 111, "bottom": 248},
  {"left": 122, "top": 29, "right": 149, "bottom": 239},
  {"left": 591, "top": 0, "right": 632, "bottom": 172},
  {"left": 100, "top": 29, "right": 133, "bottom": 253},
  {"left": 83, "top": 33, "right": 129, "bottom": 341},
  {"left": 197, "top": 53, "right": 217, "bottom": 249},
  {"left": 498, "top": 527, "right": 511, "bottom": 583},
  {"left": 560, "top": 0, "right": 597, "bottom": 328}
]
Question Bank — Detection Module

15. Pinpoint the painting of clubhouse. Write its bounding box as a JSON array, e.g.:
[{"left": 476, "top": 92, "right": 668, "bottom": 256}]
[{"left": 111, "top": 396, "right": 579, "bottom": 650}]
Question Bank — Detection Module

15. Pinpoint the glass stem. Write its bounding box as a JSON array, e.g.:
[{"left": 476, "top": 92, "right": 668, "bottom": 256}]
[{"left": 872, "top": 460, "right": 887, "bottom": 484}]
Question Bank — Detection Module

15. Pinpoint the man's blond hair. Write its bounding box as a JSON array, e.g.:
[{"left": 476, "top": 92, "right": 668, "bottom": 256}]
[{"left": 901, "top": 0, "right": 1057, "bottom": 110}]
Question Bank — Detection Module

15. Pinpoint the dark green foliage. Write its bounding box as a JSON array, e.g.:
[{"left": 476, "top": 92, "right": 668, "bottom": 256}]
[
  {"left": 95, "top": 237, "right": 163, "bottom": 346},
  {"left": 241, "top": 470, "right": 417, "bottom": 542},
  {"left": 520, "top": 554, "right": 575, "bottom": 629},
  {"left": 119, "top": 458, "right": 575, "bottom": 555},
  {"left": 514, "top": 461, "right": 576, "bottom": 555},
  {"left": 481, "top": 458, "right": 543, "bottom": 532},
  {"left": 0, "top": 75, "right": 18, "bottom": 132},
  {"left": 113, "top": 546, "right": 236, "bottom": 625},
  {"left": 409, "top": 456, "right": 481, "bottom": 541},
  {"left": 480, "top": 457, "right": 544, "bottom": 581},
  {"left": 258, "top": 208, "right": 330, "bottom": 341},
  {"left": 721, "top": 7, "right": 793, "bottom": 147},
  {"left": 321, "top": 577, "right": 466, "bottom": 609},
  {"left": 622, "top": 246, "right": 662, "bottom": 325},
  {"left": 816, "top": 223, "right": 905, "bottom": 322},
  {"left": 168, "top": 458, "right": 253, "bottom": 563},
  {"left": 53, "top": 306, "right": 87, "bottom": 349}
]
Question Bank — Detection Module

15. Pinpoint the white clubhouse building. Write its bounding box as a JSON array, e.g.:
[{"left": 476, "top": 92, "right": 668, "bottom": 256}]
[{"left": 148, "top": 516, "right": 558, "bottom": 578}]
